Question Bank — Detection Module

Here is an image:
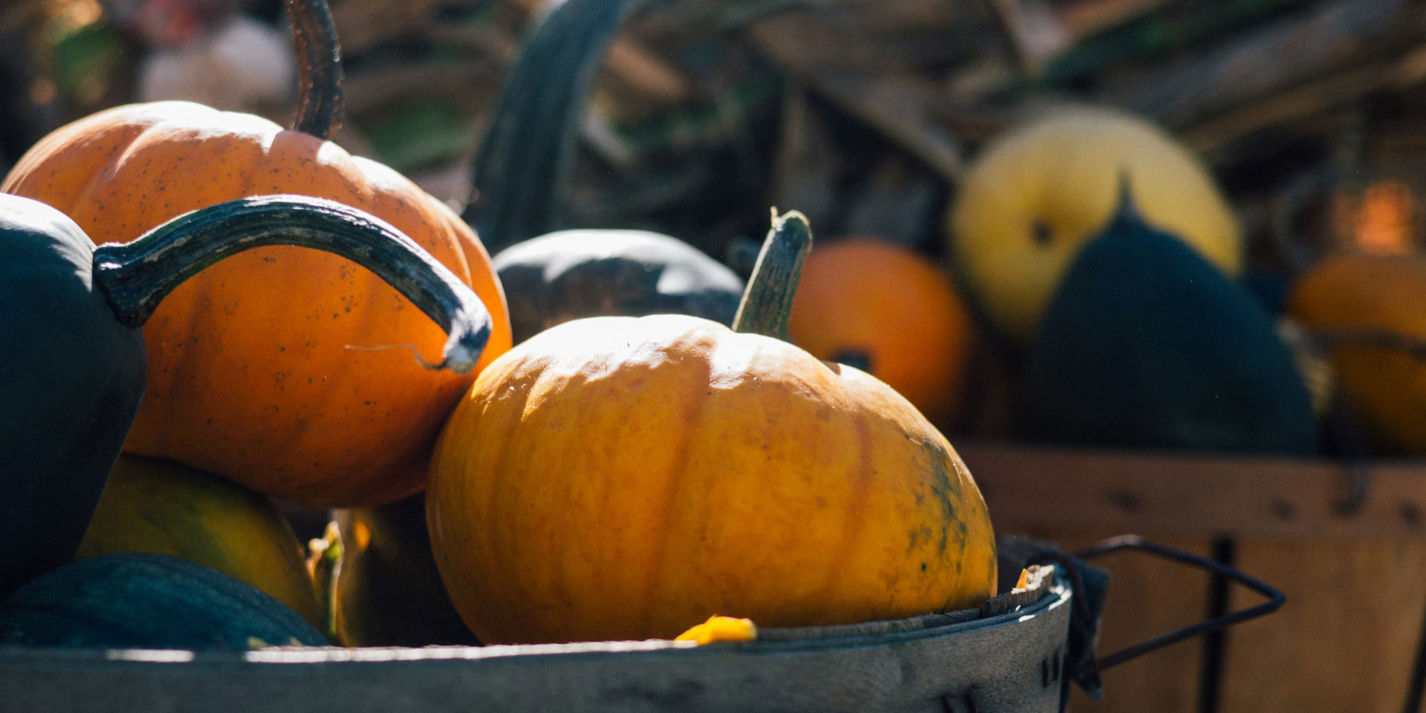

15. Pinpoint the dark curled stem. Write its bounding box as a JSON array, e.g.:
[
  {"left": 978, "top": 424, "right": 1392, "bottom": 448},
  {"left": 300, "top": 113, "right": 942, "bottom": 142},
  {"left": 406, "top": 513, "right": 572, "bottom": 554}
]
[
  {"left": 92, "top": 194, "right": 490, "bottom": 374},
  {"left": 284, "top": 0, "right": 344, "bottom": 139}
]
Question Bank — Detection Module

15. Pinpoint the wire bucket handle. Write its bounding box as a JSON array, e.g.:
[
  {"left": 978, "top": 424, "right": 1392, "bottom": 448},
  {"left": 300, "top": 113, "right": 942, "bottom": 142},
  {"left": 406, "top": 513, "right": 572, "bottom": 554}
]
[
  {"left": 1008, "top": 534, "right": 1284, "bottom": 701},
  {"left": 1071, "top": 535, "right": 1284, "bottom": 676}
]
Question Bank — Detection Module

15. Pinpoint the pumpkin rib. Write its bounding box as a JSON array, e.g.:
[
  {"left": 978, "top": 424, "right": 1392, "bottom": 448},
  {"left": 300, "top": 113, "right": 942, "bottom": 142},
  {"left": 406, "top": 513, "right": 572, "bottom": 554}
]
[
  {"left": 817, "top": 411, "right": 876, "bottom": 602},
  {"left": 638, "top": 345, "right": 716, "bottom": 632}
]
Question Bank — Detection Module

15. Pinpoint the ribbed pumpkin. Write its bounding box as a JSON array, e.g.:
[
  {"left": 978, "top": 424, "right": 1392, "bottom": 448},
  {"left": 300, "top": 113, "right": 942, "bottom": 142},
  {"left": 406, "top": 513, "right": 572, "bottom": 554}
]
[
  {"left": 1286, "top": 251, "right": 1426, "bottom": 453},
  {"left": 427, "top": 213, "right": 997, "bottom": 644},
  {"left": 948, "top": 105, "right": 1242, "bottom": 341},
  {"left": 788, "top": 237, "right": 974, "bottom": 426},
  {"left": 1, "top": 0, "right": 511, "bottom": 506}
]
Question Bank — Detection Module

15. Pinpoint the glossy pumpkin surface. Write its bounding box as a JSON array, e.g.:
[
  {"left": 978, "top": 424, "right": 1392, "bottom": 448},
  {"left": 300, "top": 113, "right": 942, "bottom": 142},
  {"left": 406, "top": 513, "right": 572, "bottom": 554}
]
[
  {"left": 1286, "top": 252, "right": 1426, "bottom": 453},
  {"left": 2, "top": 101, "right": 512, "bottom": 506},
  {"left": 76, "top": 454, "right": 322, "bottom": 627},
  {"left": 788, "top": 237, "right": 974, "bottom": 426},
  {"left": 427, "top": 313, "right": 998, "bottom": 644},
  {"left": 948, "top": 105, "right": 1242, "bottom": 341}
]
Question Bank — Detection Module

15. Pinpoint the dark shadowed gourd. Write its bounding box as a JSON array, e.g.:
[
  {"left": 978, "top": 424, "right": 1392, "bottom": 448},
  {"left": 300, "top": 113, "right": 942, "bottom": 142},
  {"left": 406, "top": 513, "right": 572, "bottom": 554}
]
[
  {"left": 468, "top": 0, "right": 744, "bottom": 340},
  {"left": 1014, "top": 189, "right": 1318, "bottom": 455},
  {"left": 493, "top": 229, "right": 744, "bottom": 343},
  {"left": 0, "top": 553, "right": 327, "bottom": 650},
  {"left": 0, "top": 192, "right": 490, "bottom": 598},
  {"left": 326, "top": 494, "right": 478, "bottom": 646}
]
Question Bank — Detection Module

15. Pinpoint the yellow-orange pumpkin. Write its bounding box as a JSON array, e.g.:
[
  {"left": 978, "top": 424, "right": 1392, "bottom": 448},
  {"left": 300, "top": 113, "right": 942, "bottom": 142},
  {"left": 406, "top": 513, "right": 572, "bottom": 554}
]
[
  {"left": 427, "top": 213, "right": 997, "bottom": 644},
  {"left": 76, "top": 455, "right": 322, "bottom": 627},
  {"left": 948, "top": 105, "right": 1242, "bottom": 341},
  {"left": 788, "top": 237, "right": 975, "bottom": 426},
  {"left": 2, "top": 0, "right": 510, "bottom": 506}
]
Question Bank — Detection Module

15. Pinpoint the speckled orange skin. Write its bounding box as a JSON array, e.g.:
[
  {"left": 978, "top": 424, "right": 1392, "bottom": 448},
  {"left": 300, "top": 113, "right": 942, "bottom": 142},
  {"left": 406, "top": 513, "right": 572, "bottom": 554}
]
[
  {"left": 2, "top": 101, "right": 512, "bottom": 507},
  {"left": 428, "top": 314, "right": 997, "bottom": 644},
  {"left": 789, "top": 237, "right": 975, "bottom": 427}
]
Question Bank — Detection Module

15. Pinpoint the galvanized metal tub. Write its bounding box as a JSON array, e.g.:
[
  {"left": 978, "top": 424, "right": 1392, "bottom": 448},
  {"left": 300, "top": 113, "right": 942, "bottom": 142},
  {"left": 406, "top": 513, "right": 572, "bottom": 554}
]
[{"left": 0, "top": 564, "right": 1071, "bottom": 713}]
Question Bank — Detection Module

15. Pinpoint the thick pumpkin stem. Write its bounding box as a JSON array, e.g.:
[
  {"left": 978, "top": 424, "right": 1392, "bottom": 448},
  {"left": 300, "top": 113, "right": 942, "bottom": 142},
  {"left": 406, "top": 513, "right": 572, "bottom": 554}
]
[
  {"left": 733, "top": 210, "right": 812, "bottom": 340},
  {"left": 284, "top": 0, "right": 344, "bottom": 139},
  {"left": 93, "top": 195, "right": 491, "bottom": 374}
]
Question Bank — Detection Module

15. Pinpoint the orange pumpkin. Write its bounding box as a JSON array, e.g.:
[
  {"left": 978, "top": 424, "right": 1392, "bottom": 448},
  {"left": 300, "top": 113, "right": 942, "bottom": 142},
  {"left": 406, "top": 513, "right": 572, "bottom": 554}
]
[
  {"left": 427, "top": 213, "right": 997, "bottom": 644},
  {"left": 2, "top": 0, "right": 511, "bottom": 506},
  {"left": 1286, "top": 251, "right": 1426, "bottom": 453},
  {"left": 788, "top": 237, "right": 975, "bottom": 426}
]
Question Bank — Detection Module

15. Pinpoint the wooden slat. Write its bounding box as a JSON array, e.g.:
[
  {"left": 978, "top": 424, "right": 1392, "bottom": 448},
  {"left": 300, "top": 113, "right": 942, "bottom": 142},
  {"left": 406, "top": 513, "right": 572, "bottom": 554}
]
[
  {"left": 1058, "top": 534, "right": 1215, "bottom": 713},
  {"left": 959, "top": 442, "right": 1426, "bottom": 712},
  {"left": 1222, "top": 539, "right": 1426, "bottom": 713},
  {"left": 957, "top": 441, "right": 1426, "bottom": 539}
]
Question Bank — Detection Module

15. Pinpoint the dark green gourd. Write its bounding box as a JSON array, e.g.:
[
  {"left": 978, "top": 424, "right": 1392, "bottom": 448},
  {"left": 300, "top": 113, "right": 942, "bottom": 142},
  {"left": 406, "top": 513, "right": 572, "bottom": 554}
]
[
  {"left": 1, "top": 195, "right": 148, "bottom": 597},
  {"left": 466, "top": 0, "right": 744, "bottom": 343},
  {"left": 0, "top": 553, "right": 328, "bottom": 649},
  {"left": 494, "top": 229, "right": 745, "bottom": 343},
  {"left": 1013, "top": 189, "right": 1319, "bottom": 455},
  {"left": 0, "top": 193, "right": 491, "bottom": 597}
]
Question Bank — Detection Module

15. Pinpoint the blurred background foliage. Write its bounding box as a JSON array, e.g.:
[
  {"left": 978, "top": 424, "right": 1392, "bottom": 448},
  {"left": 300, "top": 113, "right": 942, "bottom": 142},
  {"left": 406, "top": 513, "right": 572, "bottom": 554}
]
[{"left": 5, "top": 0, "right": 1426, "bottom": 287}]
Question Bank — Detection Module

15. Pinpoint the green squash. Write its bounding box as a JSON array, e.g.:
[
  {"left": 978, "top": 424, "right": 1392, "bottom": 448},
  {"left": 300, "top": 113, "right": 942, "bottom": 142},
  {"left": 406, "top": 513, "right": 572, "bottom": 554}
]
[
  {"left": 0, "top": 193, "right": 492, "bottom": 597},
  {"left": 493, "top": 229, "right": 745, "bottom": 343},
  {"left": 465, "top": 0, "right": 744, "bottom": 341},
  {"left": 0, "top": 194, "right": 147, "bottom": 598},
  {"left": 0, "top": 553, "right": 327, "bottom": 649},
  {"left": 1013, "top": 190, "right": 1319, "bottom": 455}
]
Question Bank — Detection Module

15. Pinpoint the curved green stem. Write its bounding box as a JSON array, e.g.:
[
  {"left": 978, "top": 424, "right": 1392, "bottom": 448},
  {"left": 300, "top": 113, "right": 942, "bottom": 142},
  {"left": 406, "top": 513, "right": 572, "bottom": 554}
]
[
  {"left": 284, "top": 0, "right": 344, "bottom": 139},
  {"left": 464, "top": 0, "right": 637, "bottom": 250},
  {"left": 93, "top": 195, "right": 490, "bottom": 374},
  {"left": 732, "top": 210, "right": 812, "bottom": 340}
]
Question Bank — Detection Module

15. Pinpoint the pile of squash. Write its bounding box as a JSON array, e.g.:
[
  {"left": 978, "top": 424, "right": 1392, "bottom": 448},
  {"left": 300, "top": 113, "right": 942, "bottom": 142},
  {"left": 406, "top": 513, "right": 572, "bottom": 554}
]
[
  {"left": 7, "top": 0, "right": 1418, "bottom": 656},
  {"left": 0, "top": 0, "right": 998, "bottom": 650}
]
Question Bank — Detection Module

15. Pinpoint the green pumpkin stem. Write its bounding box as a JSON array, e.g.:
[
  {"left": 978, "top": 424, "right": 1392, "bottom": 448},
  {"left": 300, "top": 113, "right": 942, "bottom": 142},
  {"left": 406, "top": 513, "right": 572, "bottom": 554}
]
[
  {"left": 284, "top": 0, "right": 344, "bottom": 139},
  {"left": 93, "top": 194, "right": 490, "bottom": 374},
  {"left": 733, "top": 210, "right": 813, "bottom": 340}
]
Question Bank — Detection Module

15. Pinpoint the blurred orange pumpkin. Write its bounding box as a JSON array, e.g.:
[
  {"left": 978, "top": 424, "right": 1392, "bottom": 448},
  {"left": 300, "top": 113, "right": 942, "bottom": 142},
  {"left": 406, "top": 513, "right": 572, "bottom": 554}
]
[
  {"left": 1286, "top": 251, "right": 1426, "bottom": 453},
  {"left": 788, "top": 237, "right": 974, "bottom": 425}
]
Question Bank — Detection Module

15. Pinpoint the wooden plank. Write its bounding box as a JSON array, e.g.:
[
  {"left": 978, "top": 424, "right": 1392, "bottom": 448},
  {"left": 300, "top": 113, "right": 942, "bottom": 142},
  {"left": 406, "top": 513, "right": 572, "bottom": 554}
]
[
  {"left": 957, "top": 441, "right": 1426, "bottom": 539},
  {"left": 1221, "top": 539, "right": 1426, "bottom": 713},
  {"left": 1057, "top": 534, "right": 1215, "bottom": 713}
]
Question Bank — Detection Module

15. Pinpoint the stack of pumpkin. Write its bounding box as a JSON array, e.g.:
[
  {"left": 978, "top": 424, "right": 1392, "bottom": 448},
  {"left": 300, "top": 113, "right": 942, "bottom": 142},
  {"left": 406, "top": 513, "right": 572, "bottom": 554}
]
[
  {"left": 7, "top": 0, "right": 1422, "bottom": 656},
  {"left": 0, "top": 0, "right": 1000, "bottom": 650}
]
